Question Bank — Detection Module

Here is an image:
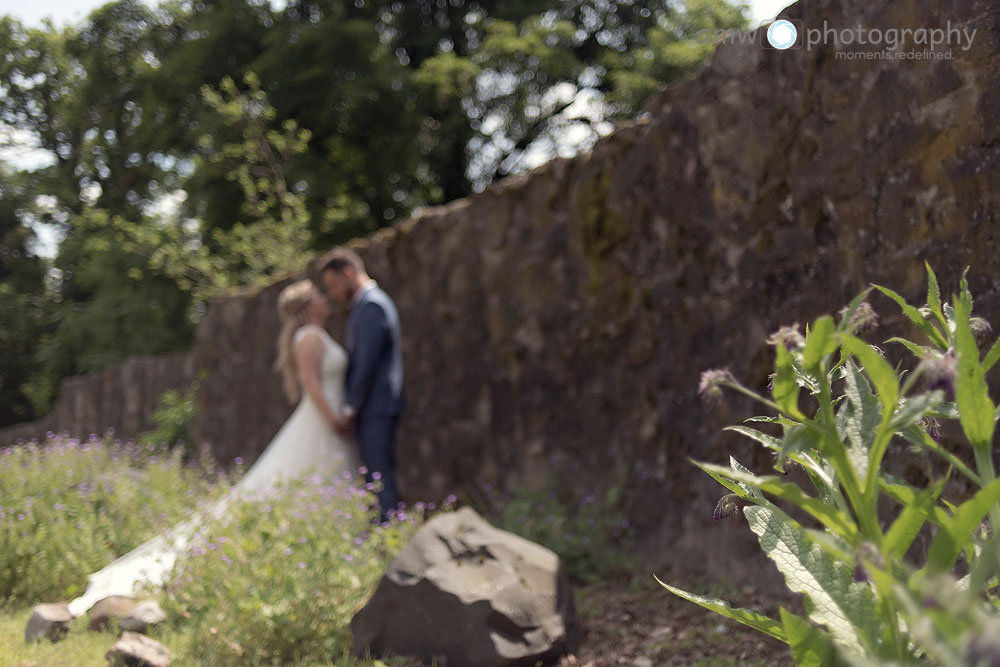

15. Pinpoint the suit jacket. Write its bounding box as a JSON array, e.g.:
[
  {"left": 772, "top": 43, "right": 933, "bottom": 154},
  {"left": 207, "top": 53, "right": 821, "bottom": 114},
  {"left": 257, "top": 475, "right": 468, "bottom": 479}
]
[{"left": 345, "top": 283, "right": 404, "bottom": 420}]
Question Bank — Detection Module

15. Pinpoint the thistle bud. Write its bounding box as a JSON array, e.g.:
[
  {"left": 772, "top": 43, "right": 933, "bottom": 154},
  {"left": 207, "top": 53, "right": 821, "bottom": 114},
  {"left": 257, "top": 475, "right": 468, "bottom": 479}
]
[
  {"left": 839, "top": 301, "right": 879, "bottom": 333},
  {"left": 698, "top": 368, "right": 736, "bottom": 403},
  {"left": 853, "top": 542, "right": 884, "bottom": 582},
  {"left": 713, "top": 494, "right": 743, "bottom": 521},
  {"left": 919, "top": 351, "right": 958, "bottom": 399},
  {"left": 766, "top": 324, "right": 805, "bottom": 350},
  {"left": 970, "top": 317, "right": 993, "bottom": 342}
]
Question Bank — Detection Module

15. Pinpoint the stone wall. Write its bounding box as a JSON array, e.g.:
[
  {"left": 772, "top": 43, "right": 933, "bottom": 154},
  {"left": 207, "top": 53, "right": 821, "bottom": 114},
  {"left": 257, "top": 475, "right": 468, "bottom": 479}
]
[
  {"left": 0, "top": 354, "right": 196, "bottom": 445},
  {"left": 4, "top": 0, "right": 1000, "bottom": 580}
]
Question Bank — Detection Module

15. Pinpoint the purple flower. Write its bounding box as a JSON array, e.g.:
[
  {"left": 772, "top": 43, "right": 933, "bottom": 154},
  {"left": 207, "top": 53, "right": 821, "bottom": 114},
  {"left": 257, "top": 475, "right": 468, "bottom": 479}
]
[
  {"left": 344, "top": 554, "right": 354, "bottom": 562},
  {"left": 284, "top": 547, "right": 292, "bottom": 555},
  {"left": 298, "top": 562, "right": 306, "bottom": 569},
  {"left": 300, "top": 536, "right": 307, "bottom": 543},
  {"left": 372, "top": 471, "right": 382, "bottom": 481},
  {"left": 445, "top": 494, "right": 457, "bottom": 505},
  {"left": 234, "top": 457, "right": 243, "bottom": 465}
]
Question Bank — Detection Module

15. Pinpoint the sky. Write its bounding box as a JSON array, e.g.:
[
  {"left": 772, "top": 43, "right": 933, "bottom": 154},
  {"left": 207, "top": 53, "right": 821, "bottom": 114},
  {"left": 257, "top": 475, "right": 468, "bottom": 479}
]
[{"left": 0, "top": 0, "right": 797, "bottom": 30}]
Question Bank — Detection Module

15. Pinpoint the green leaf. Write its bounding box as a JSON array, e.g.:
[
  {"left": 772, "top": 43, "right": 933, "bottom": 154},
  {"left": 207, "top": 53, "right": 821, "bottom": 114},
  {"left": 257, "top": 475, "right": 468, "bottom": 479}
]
[
  {"left": 836, "top": 359, "right": 880, "bottom": 481},
  {"left": 839, "top": 334, "right": 899, "bottom": 423},
  {"left": 874, "top": 285, "right": 948, "bottom": 348},
  {"left": 926, "top": 262, "right": 945, "bottom": 329},
  {"left": 691, "top": 460, "right": 753, "bottom": 498},
  {"left": 803, "top": 315, "right": 838, "bottom": 372},
  {"left": 983, "top": 336, "right": 1000, "bottom": 373},
  {"left": 774, "top": 343, "right": 805, "bottom": 419},
  {"left": 698, "top": 463, "right": 858, "bottom": 541},
  {"left": 781, "top": 608, "right": 836, "bottom": 667},
  {"left": 953, "top": 281, "right": 995, "bottom": 452},
  {"left": 654, "top": 576, "right": 786, "bottom": 642},
  {"left": 900, "top": 424, "right": 980, "bottom": 485},
  {"left": 884, "top": 475, "right": 947, "bottom": 560},
  {"left": 926, "top": 475, "right": 1000, "bottom": 573},
  {"left": 744, "top": 505, "right": 884, "bottom": 657},
  {"left": 885, "top": 336, "right": 934, "bottom": 360},
  {"left": 725, "top": 425, "right": 782, "bottom": 452},
  {"left": 888, "top": 392, "right": 944, "bottom": 433}
]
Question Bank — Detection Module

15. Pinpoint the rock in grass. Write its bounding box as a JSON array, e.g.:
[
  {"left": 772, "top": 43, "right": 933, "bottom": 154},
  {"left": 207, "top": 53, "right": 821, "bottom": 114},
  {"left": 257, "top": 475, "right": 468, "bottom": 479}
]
[
  {"left": 24, "top": 602, "right": 73, "bottom": 643},
  {"left": 352, "top": 506, "right": 578, "bottom": 666},
  {"left": 105, "top": 631, "right": 171, "bottom": 666},
  {"left": 89, "top": 595, "right": 137, "bottom": 631},
  {"left": 119, "top": 600, "right": 167, "bottom": 634}
]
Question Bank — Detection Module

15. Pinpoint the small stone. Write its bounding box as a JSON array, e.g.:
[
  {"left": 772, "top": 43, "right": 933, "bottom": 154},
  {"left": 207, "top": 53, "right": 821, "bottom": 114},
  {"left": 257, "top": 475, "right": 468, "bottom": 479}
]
[
  {"left": 106, "top": 631, "right": 171, "bottom": 666},
  {"left": 119, "top": 600, "right": 167, "bottom": 634},
  {"left": 89, "top": 595, "right": 137, "bottom": 632},
  {"left": 24, "top": 603, "right": 73, "bottom": 643},
  {"left": 634, "top": 658, "right": 654, "bottom": 667}
]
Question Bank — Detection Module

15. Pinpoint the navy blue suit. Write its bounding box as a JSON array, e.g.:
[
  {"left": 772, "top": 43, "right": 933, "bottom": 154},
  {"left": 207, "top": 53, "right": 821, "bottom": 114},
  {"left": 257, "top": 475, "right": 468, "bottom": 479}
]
[{"left": 345, "top": 283, "right": 404, "bottom": 518}]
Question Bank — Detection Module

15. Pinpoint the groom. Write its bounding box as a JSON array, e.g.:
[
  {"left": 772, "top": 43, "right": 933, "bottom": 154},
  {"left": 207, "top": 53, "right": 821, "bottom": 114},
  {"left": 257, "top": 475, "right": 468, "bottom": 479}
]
[{"left": 315, "top": 247, "right": 405, "bottom": 521}]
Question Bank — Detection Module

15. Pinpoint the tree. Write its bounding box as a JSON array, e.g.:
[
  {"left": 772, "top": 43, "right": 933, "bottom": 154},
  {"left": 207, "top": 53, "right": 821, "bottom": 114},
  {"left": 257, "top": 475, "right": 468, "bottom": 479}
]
[{"left": 0, "top": 167, "right": 49, "bottom": 425}]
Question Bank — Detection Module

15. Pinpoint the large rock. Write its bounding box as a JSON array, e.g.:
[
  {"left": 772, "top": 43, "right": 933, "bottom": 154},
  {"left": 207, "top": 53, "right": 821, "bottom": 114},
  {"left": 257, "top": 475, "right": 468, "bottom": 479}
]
[
  {"left": 352, "top": 506, "right": 578, "bottom": 666},
  {"left": 89, "top": 595, "right": 137, "bottom": 631},
  {"left": 24, "top": 602, "right": 73, "bottom": 643},
  {"left": 119, "top": 600, "right": 167, "bottom": 634},
  {"left": 105, "top": 631, "right": 171, "bottom": 667}
]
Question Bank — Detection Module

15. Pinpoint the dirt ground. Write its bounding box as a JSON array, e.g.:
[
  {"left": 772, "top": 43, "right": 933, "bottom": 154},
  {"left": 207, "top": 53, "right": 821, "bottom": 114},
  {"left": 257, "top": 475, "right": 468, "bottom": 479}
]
[{"left": 562, "top": 572, "right": 796, "bottom": 666}]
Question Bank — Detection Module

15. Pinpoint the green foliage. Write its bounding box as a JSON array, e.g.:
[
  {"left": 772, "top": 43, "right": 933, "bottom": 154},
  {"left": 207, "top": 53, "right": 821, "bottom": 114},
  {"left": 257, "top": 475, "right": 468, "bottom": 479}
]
[
  {"left": 663, "top": 267, "right": 1000, "bottom": 665},
  {"left": 26, "top": 208, "right": 194, "bottom": 412},
  {"left": 158, "top": 474, "right": 423, "bottom": 664},
  {"left": 125, "top": 73, "right": 315, "bottom": 304},
  {"left": 0, "top": 167, "right": 49, "bottom": 426},
  {"left": 0, "top": 433, "right": 221, "bottom": 604},
  {"left": 138, "top": 378, "right": 202, "bottom": 456},
  {"left": 486, "top": 476, "right": 634, "bottom": 584}
]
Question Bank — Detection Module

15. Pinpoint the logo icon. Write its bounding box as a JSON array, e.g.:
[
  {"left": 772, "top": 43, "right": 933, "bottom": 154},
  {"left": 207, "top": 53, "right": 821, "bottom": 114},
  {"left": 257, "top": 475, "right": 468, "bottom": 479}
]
[{"left": 767, "top": 19, "right": 798, "bottom": 49}]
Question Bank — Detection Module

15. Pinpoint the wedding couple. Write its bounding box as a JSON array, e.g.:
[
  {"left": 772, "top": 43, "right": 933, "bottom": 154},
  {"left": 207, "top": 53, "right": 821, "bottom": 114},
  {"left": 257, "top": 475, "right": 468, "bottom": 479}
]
[{"left": 67, "top": 247, "right": 404, "bottom": 617}]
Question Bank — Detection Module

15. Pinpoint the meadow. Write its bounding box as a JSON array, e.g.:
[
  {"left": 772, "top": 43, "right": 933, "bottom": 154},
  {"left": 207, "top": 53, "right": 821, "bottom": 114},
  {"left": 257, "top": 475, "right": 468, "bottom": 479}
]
[{"left": 0, "top": 433, "right": 426, "bottom": 665}]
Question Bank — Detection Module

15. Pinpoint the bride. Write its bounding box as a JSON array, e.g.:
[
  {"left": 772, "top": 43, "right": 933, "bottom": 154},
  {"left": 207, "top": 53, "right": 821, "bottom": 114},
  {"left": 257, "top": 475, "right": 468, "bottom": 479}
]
[{"left": 67, "top": 280, "right": 359, "bottom": 617}]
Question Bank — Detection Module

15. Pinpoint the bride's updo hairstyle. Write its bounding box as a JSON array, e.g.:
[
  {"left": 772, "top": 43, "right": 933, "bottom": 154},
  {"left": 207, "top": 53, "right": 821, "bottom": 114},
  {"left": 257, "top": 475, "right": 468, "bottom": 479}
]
[{"left": 275, "top": 280, "right": 314, "bottom": 402}]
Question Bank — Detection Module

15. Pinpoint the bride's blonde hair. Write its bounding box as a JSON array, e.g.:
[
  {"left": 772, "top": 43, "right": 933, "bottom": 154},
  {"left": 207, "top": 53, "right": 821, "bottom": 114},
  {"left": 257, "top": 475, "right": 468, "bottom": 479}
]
[{"left": 275, "top": 280, "right": 315, "bottom": 403}]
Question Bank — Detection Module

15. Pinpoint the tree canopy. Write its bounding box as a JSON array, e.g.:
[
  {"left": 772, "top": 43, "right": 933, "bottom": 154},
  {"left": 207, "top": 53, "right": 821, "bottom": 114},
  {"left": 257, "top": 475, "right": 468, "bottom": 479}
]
[{"left": 0, "top": 0, "right": 747, "bottom": 424}]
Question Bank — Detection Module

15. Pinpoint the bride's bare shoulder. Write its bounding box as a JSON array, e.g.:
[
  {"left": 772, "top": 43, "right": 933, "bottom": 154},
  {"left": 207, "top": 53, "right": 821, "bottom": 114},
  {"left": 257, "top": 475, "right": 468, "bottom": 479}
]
[{"left": 293, "top": 324, "right": 328, "bottom": 343}]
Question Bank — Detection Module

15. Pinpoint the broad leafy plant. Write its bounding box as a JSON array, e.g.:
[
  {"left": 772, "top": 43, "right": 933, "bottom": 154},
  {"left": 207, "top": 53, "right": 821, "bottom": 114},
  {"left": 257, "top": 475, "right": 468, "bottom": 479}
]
[{"left": 659, "top": 265, "right": 1000, "bottom": 665}]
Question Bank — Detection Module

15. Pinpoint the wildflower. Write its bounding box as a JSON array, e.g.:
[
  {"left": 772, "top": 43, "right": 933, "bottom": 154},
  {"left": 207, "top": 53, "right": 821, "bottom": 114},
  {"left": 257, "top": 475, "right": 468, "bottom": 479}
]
[
  {"left": 713, "top": 494, "right": 742, "bottom": 521},
  {"left": 919, "top": 351, "right": 958, "bottom": 398},
  {"left": 372, "top": 471, "right": 382, "bottom": 481},
  {"left": 344, "top": 554, "right": 354, "bottom": 562},
  {"left": 853, "top": 542, "right": 884, "bottom": 583},
  {"left": 234, "top": 457, "right": 243, "bottom": 465},
  {"left": 298, "top": 562, "right": 306, "bottom": 569},
  {"left": 445, "top": 494, "right": 457, "bottom": 505},
  {"left": 698, "top": 368, "right": 736, "bottom": 403},
  {"left": 839, "top": 301, "right": 879, "bottom": 333},
  {"left": 284, "top": 547, "right": 293, "bottom": 556},
  {"left": 766, "top": 324, "right": 805, "bottom": 349}
]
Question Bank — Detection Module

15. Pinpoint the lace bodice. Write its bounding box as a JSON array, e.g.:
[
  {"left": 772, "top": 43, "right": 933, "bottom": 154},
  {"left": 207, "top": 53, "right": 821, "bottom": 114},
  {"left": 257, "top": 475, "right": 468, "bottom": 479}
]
[{"left": 293, "top": 324, "right": 348, "bottom": 411}]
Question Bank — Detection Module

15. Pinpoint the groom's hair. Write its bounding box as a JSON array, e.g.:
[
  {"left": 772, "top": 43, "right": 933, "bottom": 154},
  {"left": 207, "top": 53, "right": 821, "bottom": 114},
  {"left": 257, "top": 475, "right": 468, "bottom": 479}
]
[{"left": 314, "top": 247, "right": 366, "bottom": 279}]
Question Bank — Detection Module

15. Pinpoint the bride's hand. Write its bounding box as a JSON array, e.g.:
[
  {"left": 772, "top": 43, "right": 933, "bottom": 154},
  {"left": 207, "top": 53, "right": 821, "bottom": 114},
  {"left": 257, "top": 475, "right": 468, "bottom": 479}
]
[{"left": 330, "top": 413, "right": 354, "bottom": 436}]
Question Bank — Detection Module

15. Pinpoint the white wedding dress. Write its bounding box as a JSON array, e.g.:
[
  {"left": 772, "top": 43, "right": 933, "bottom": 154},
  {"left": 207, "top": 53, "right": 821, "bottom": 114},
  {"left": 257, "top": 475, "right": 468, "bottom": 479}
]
[{"left": 67, "top": 325, "right": 358, "bottom": 617}]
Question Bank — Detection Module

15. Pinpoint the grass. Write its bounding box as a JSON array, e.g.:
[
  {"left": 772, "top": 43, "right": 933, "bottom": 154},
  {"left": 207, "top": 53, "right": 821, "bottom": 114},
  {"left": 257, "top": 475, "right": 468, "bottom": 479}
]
[
  {"left": 0, "top": 605, "right": 412, "bottom": 666},
  {"left": 0, "top": 433, "right": 431, "bottom": 666}
]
